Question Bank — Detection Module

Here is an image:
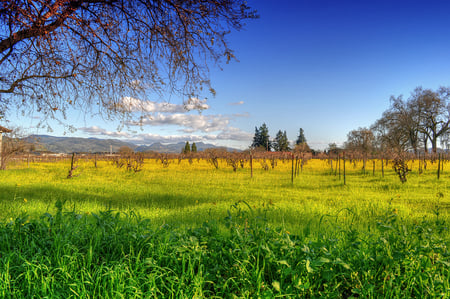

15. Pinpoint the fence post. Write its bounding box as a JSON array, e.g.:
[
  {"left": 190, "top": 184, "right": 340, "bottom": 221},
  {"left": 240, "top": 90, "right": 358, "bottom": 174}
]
[
  {"left": 291, "top": 153, "right": 294, "bottom": 184},
  {"left": 343, "top": 151, "right": 346, "bottom": 185},
  {"left": 250, "top": 151, "right": 253, "bottom": 178},
  {"left": 418, "top": 153, "right": 422, "bottom": 175},
  {"left": 438, "top": 153, "right": 441, "bottom": 180}
]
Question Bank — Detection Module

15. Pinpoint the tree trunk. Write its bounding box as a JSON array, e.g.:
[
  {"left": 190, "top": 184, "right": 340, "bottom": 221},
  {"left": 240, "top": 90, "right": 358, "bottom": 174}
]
[
  {"left": 0, "top": 134, "right": 3, "bottom": 170},
  {"left": 432, "top": 136, "right": 438, "bottom": 154}
]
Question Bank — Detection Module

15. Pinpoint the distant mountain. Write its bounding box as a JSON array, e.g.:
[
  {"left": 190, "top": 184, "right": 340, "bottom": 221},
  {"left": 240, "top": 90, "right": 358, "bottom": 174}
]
[
  {"left": 134, "top": 142, "right": 183, "bottom": 153},
  {"left": 26, "top": 135, "right": 240, "bottom": 153},
  {"left": 27, "top": 135, "right": 135, "bottom": 153},
  {"left": 135, "top": 142, "right": 237, "bottom": 153}
]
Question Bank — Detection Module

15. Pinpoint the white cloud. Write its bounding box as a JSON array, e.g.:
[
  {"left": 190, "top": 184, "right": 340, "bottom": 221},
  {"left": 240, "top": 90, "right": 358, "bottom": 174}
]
[
  {"left": 79, "top": 126, "right": 131, "bottom": 138},
  {"left": 216, "top": 127, "right": 253, "bottom": 141},
  {"left": 127, "top": 133, "right": 200, "bottom": 144},
  {"left": 232, "top": 112, "right": 250, "bottom": 118},
  {"left": 120, "top": 97, "right": 209, "bottom": 113},
  {"left": 79, "top": 96, "right": 253, "bottom": 147},
  {"left": 229, "top": 101, "right": 245, "bottom": 106},
  {"left": 127, "top": 129, "right": 251, "bottom": 144},
  {"left": 130, "top": 113, "right": 230, "bottom": 133},
  {"left": 78, "top": 125, "right": 252, "bottom": 146}
]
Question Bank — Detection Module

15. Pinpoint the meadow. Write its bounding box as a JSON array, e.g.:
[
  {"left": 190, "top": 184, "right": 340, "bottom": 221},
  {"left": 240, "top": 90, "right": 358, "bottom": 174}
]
[{"left": 0, "top": 156, "right": 449, "bottom": 297}]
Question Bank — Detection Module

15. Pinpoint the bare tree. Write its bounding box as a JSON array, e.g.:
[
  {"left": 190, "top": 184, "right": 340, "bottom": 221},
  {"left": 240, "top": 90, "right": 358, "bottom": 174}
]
[
  {"left": 410, "top": 87, "right": 450, "bottom": 153},
  {"left": 344, "top": 127, "right": 375, "bottom": 155},
  {"left": 371, "top": 95, "right": 419, "bottom": 153},
  {"left": 1, "top": 127, "right": 33, "bottom": 169},
  {"left": 0, "top": 1, "right": 257, "bottom": 126},
  {"left": 345, "top": 127, "right": 375, "bottom": 172}
]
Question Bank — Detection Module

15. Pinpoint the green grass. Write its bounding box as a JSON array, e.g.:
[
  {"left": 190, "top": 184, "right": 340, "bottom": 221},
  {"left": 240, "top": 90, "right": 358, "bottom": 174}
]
[
  {"left": 1, "top": 158, "right": 448, "bottom": 232},
  {"left": 0, "top": 158, "right": 449, "bottom": 297}
]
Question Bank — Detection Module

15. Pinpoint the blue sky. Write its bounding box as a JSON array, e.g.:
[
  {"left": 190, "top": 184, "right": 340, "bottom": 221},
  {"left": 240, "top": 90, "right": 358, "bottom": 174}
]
[{"left": 12, "top": 0, "right": 450, "bottom": 150}]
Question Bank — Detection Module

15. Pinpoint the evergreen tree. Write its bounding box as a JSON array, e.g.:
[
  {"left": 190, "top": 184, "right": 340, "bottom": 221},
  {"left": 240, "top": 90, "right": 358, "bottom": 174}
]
[
  {"left": 252, "top": 123, "right": 271, "bottom": 151},
  {"left": 191, "top": 142, "right": 197, "bottom": 153},
  {"left": 273, "top": 130, "right": 282, "bottom": 152},
  {"left": 294, "top": 128, "right": 310, "bottom": 152},
  {"left": 274, "top": 130, "right": 290, "bottom": 152},
  {"left": 296, "top": 128, "right": 307, "bottom": 145},
  {"left": 252, "top": 126, "right": 261, "bottom": 148},
  {"left": 184, "top": 141, "right": 191, "bottom": 154},
  {"left": 282, "top": 131, "right": 291, "bottom": 151}
]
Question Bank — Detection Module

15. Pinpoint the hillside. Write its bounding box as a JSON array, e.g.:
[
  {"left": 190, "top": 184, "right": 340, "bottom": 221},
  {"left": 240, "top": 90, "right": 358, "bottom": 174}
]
[{"left": 26, "top": 135, "right": 239, "bottom": 153}]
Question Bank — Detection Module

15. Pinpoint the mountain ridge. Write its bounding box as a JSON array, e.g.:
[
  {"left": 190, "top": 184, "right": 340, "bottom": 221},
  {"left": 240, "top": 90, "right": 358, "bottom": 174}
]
[{"left": 26, "top": 135, "right": 240, "bottom": 153}]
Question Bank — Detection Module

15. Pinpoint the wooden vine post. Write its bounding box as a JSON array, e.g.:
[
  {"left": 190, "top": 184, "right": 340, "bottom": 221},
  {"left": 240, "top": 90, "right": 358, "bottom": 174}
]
[
  {"left": 67, "top": 153, "right": 77, "bottom": 179},
  {"left": 373, "top": 160, "right": 375, "bottom": 176},
  {"left": 343, "top": 151, "right": 346, "bottom": 185},
  {"left": 437, "top": 153, "right": 441, "bottom": 180},
  {"left": 291, "top": 152, "right": 294, "bottom": 184},
  {"left": 418, "top": 153, "right": 422, "bottom": 174},
  {"left": 338, "top": 154, "right": 341, "bottom": 180},
  {"left": 250, "top": 150, "right": 253, "bottom": 178}
]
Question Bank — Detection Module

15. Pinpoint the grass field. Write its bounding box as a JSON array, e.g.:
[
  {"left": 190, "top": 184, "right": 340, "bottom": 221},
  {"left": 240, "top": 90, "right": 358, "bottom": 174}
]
[{"left": 0, "top": 157, "right": 449, "bottom": 297}]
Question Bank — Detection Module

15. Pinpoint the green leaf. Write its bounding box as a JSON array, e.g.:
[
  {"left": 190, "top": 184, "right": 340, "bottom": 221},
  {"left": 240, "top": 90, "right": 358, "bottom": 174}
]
[
  {"left": 272, "top": 281, "right": 281, "bottom": 292},
  {"left": 306, "top": 259, "right": 314, "bottom": 273},
  {"left": 277, "top": 260, "right": 290, "bottom": 267},
  {"left": 316, "top": 257, "right": 331, "bottom": 265}
]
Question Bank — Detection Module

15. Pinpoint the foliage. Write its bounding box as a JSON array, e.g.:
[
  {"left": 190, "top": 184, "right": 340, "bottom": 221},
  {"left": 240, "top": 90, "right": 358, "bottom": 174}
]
[
  {"left": 191, "top": 142, "right": 198, "bottom": 153},
  {"left": 183, "top": 141, "right": 191, "bottom": 154},
  {"left": 273, "top": 130, "right": 290, "bottom": 152},
  {"left": 0, "top": 200, "right": 448, "bottom": 297},
  {"left": 296, "top": 128, "right": 307, "bottom": 145},
  {"left": 0, "top": 156, "right": 450, "bottom": 296},
  {"left": 252, "top": 123, "right": 271, "bottom": 151}
]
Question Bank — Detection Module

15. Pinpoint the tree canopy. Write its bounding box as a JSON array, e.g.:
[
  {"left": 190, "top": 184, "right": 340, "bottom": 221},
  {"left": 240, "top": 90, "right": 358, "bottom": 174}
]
[
  {"left": 296, "top": 128, "right": 307, "bottom": 145},
  {"left": 252, "top": 123, "right": 271, "bottom": 151},
  {"left": 0, "top": 0, "right": 257, "bottom": 126},
  {"left": 370, "top": 86, "right": 450, "bottom": 153},
  {"left": 345, "top": 127, "right": 375, "bottom": 156},
  {"left": 183, "top": 141, "right": 190, "bottom": 154},
  {"left": 191, "top": 142, "right": 197, "bottom": 153},
  {"left": 273, "top": 130, "right": 290, "bottom": 152}
]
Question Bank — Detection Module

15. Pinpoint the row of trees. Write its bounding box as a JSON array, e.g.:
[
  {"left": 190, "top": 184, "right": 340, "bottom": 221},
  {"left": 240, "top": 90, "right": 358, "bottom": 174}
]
[
  {"left": 251, "top": 123, "right": 309, "bottom": 152},
  {"left": 342, "top": 86, "right": 450, "bottom": 156},
  {"left": 183, "top": 142, "right": 198, "bottom": 154}
]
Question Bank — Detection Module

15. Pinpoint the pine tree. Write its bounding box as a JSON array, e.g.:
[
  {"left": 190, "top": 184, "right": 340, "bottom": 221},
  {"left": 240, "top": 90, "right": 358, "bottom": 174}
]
[
  {"left": 282, "top": 131, "right": 291, "bottom": 151},
  {"left": 296, "top": 128, "right": 307, "bottom": 145},
  {"left": 252, "top": 126, "right": 261, "bottom": 148},
  {"left": 191, "top": 142, "right": 197, "bottom": 153},
  {"left": 184, "top": 141, "right": 191, "bottom": 154},
  {"left": 274, "top": 130, "right": 283, "bottom": 151},
  {"left": 294, "top": 128, "right": 310, "bottom": 152},
  {"left": 252, "top": 123, "right": 271, "bottom": 151},
  {"left": 274, "top": 130, "right": 290, "bottom": 152}
]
